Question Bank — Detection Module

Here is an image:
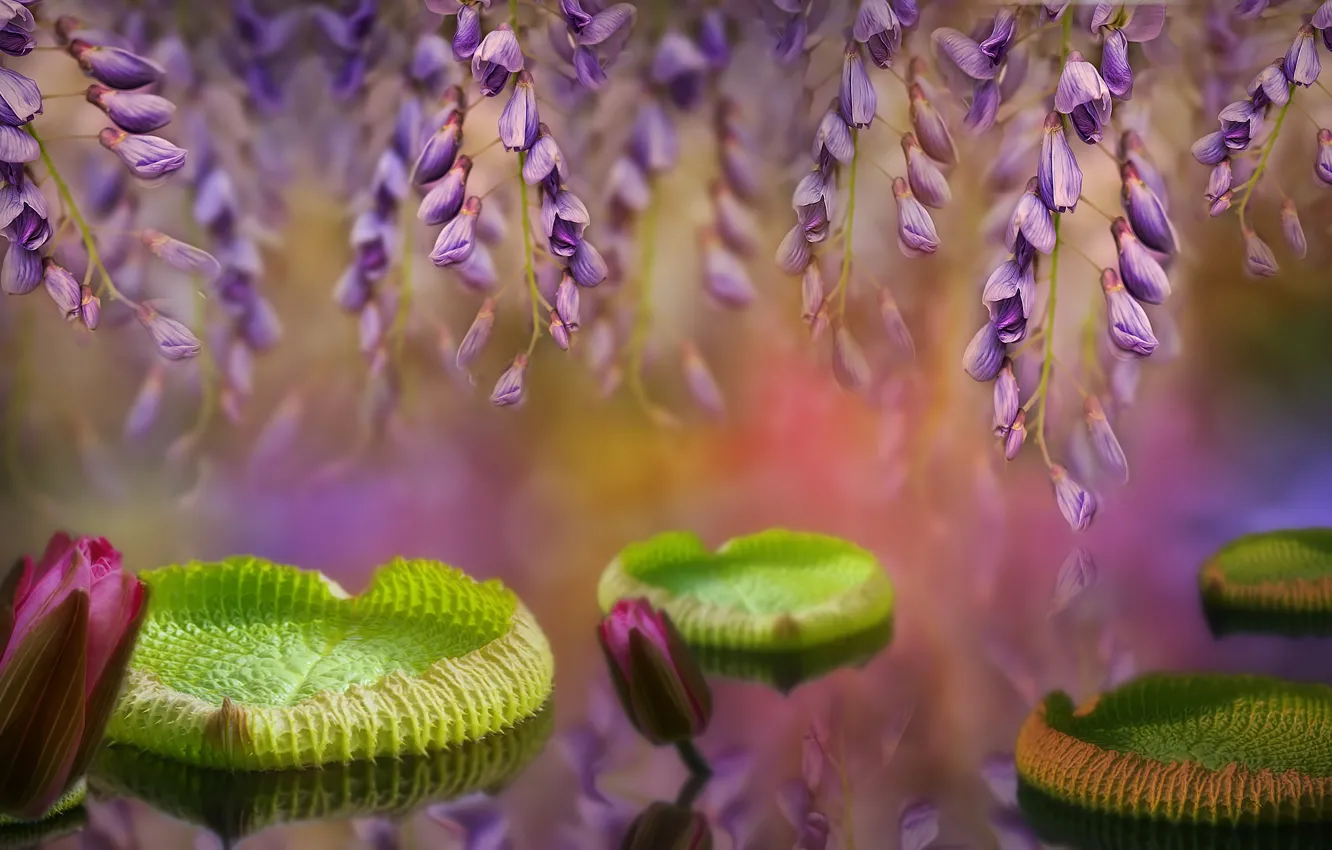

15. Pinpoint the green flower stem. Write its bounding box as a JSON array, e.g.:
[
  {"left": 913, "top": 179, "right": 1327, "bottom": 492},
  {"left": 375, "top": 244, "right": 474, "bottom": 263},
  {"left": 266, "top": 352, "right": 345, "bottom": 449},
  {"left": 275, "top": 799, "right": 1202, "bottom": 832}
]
[
  {"left": 29, "top": 126, "right": 131, "bottom": 306},
  {"left": 1237, "top": 84, "right": 1295, "bottom": 230},
  {"left": 674, "top": 739, "right": 712, "bottom": 778},
  {"left": 515, "top": 151, "right": 543, "bottom": 357},
  {"left": 1029, "top": 213, "right": 1061, "bottom": 466},
  {"left": 833, "top": 130, "right": 860, "bottom": 317},
  {"left": 674, "top": 770, "right": 710, "bottom": 808}
]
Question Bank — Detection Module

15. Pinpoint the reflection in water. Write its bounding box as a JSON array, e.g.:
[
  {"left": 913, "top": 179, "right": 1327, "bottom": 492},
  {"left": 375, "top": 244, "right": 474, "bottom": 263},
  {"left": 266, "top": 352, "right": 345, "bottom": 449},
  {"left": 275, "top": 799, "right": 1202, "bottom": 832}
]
[
  {"left": 691, "top": 619, "right": 893, "bottom": 694},
  {"left": 0, "top": 805, "right": 86, "bottom": 849},
  {"left": 88, "top": 705, "right": 552, "bottom": 843},
  {"left": 1017, "top": 780, "right": 1332, "bottom": 850}
]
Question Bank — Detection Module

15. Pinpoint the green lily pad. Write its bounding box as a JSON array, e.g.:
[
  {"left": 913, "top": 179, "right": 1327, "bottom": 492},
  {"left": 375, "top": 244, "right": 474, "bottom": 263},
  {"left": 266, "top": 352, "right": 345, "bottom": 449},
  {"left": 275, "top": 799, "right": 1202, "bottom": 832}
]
[
  {"left": 90, "top": 706, "right": 552, "bottom": 842},
  {"left": 0, "top": 782, "right": 85, "bottom": 847},
  {"left": 1200, "top": 529, "right": 1332, "bottom": 636},
  {"left": 1018, "top": 779, "right": 1332, "bottom": 850},
  {"left": 108, "top": 557, "right": 554, "bottom": 770},
  {"left": 692, "top": 617, "right": 892, "bottom": 693},
  {"left": 1016, "top": 673, "right": 1332, "bottom": 824},
  {"left": 597, "top": 530, "right": 894, "bottom": 652}
]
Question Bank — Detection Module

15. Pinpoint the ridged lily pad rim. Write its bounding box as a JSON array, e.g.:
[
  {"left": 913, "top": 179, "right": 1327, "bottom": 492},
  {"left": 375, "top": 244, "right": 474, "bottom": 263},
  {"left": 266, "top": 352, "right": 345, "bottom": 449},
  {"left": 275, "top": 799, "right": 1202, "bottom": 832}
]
[
  {"left": 1201, "top": 529, "right": 1332, "bottom": 637},
  {"left": 1016, "top": 674, "right": 1332, "bottom": 825},
  {"left": 597, "top": 529, "right": 895, "bottom": 651},
  {"left": 108, "top": 557, "right": 554, "bottom": 771}
]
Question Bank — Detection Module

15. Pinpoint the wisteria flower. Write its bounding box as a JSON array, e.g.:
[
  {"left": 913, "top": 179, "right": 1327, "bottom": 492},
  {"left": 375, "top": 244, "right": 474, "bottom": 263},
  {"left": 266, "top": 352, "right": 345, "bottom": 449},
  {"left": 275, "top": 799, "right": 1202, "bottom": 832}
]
[
  {"left": 1055, "top": 52, "right": 1112, "bottom": 143},
  {"left": 472, "top": 24, "right": 524, "bottom": 97},
  {"left": 1038, "top": 112, "right": 1082, "bottom": 212},
  {"left": 98, "top": 129, "right": 187, "bottom": 180}
]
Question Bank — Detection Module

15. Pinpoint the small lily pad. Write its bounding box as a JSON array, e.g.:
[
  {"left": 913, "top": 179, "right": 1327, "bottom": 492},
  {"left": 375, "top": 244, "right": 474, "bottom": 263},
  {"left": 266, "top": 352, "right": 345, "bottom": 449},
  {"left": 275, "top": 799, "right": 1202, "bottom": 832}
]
[
  {"left": 1018, "top": 779, "right": 1332, "bottom": 850},
  {"left": 90, "top": 706, "right": 552, "bottom": 842},
  {"left": 597, "top": 530, "right": 894, "bottom": 652},
  {"left": 693, "top": 618, "right": 893, "bottom": 693},
  {"left": 0, "top": 782, "right": 85, "bottom": 848},
  {"left": 1016, "top": 673, "right": 1332, "bottom": 824},
  {"left": 1200, "top": 529, "right": 1332, "bottom": 636},
  {"left": 109, "top": 557, "right": 554, "bottom": 770}
]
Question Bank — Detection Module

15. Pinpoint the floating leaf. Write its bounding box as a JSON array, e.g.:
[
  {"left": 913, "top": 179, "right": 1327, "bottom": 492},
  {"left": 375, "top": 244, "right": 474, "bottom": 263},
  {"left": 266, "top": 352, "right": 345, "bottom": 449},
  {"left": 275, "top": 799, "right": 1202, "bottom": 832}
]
[
  {"left": 109, "top": 557, "right": 554, "bottom": 769},
  {"left": 597, "top": 530, "right": 894, "bottom": 652},
  {"left": 91, "top": 708, "right": 550, "bottom": 843},
  {"left": 1017, "top": 673, "right": 1332, "bottom": 824},
  {"left": 0, "top": 781, "right": 85, "bottom": 846},
  {"left": 690, "top": 618, "right": 892, "bottom": 693},
  {"left": 1201, "top": 528, "right": 1332, "bottom": 637}
]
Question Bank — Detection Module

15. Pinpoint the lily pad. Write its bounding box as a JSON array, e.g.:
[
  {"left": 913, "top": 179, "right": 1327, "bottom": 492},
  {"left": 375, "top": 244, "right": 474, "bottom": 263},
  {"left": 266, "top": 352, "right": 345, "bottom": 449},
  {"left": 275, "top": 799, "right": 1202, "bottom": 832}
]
[
  {"left": 0, "top": 782, "right": 85, "bottom": 848},
  {"left": 108, "top": 557, "right": 554, "bottom": 770},
  {"left": 1018, "top": 779, "right": 1332, "bottom": 850},
  {"left": 692, "top": 618, "right": 893, "bottom": 693},
  {"left": 1200, "top": 529, "right": 1332, "bottom": 636},
  {"left": 90, "top": 706, "right": 552, "bottom": 842},
  {"left": 597, "top": 530, "right": 894, "bottom": 652},
  {"left": 1016, "top": 673, "right": 1332, "bottom": 824}
]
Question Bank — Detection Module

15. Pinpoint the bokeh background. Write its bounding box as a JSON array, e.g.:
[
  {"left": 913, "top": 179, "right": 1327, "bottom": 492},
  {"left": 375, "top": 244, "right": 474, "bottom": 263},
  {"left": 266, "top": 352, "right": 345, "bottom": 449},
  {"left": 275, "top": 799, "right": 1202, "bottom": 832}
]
[{"left": 5, "top": 1, "right": 1332, "bottom": 848}]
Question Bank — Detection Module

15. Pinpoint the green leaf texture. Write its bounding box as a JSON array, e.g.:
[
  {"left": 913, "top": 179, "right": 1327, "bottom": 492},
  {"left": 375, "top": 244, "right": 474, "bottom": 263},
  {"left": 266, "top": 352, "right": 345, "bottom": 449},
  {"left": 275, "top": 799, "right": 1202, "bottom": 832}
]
[
  {"left": 91, "top": 706, "right": 552, "bottom": 841},
  {"left": 108, "top": 557, "right": 553, "bottom": 770},
  {"left": 597, "top": 530, "right": 894, "bottom": 651},
  {"left": 1201, "top": 529, "right": 1332, "bottom": 636}
]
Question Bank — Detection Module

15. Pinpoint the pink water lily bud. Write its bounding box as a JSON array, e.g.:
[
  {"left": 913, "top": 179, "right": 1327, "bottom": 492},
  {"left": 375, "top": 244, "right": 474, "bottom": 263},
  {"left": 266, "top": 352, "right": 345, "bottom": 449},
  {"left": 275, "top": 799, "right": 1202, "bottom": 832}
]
[
  {"left": 597, "top": 598, "right": 712, "bottom": 746},
  {"left": 0, "top": 532, "right": 147, "bottom": 819}
]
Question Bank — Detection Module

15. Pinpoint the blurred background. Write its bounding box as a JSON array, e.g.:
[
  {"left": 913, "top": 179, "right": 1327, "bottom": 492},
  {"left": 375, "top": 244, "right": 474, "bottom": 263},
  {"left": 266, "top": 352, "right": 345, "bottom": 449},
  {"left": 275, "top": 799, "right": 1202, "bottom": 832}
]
[{"left": 5, "top": 0, "right": 1332, "bottom": 848}]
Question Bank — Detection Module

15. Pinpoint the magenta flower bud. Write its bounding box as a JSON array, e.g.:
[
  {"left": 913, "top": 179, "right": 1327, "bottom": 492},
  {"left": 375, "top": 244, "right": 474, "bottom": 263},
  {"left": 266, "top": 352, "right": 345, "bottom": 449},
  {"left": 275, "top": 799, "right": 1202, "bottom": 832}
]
[
  {"left": 417, "top": 155, "right": 471, "bottom": 225},
  {"left": 598, "top": 598, "right": 712, "bottom": 746},
  {"left": 98, "top": 128, "right": 187, "bottom": 181},
  {"left": 1111, "top": 217, "right": 1169, "bottom": 304},
  {"left": 456, "top": 298, "right": 495, "bottom": 370},
  {"left": 839, "top": 42, "right": 876, "bottom": 129},
  {"left": 411, "top": 112, "right": 462, "bottom": 185},
  {"left": 1038, "top": 112, "right": 1082, "bottom": 212},
  {"left": 453, "top": 4, "right": 481, "bottom": 61},
  {"left": 854, "top": 0, "right": 901, "bottom": 69},
  {"left": 622, "top": 801, "right": 712, "bottom": 850},
  {"left": 1050, "top": 464, "right": 1096, "bottom": 531},
  {"left": 1004, "top": 409, "right": 1027, "bottom": 460},
  {"left": 893, "top": 177, "right": 939, "bottom": 256},
  {"left": 908, "top": 84, "right": 955, "bottom": 165},
  {"left": 43, "top": 259, "right": 82, "bottom": 318},
  {"left": 472, "top": 24, "right": 524, "bottom": 97},
  {"left": 0, "top": 66, "right": 40, "bottom": 126},
  {"left": 555, "top": 273, "right": 580, "bottom": 328},
  {"left": 931, "top": 27, "right": 997, "bottom": 80},
  {"left": 993, "top": 357, "right": 1019, "bottom": 433},
  {"left": 80, "top": 286, "right": 101, "bottom": 330},
  {"left": 1100, "top": 29, "right": 1132, "bottom": 99},
  {"left": 141, "top": 229, "right": 221, "bottom": 282},
  {"left": 1317, "top": 128, "right": 1332, "bottom": 186},
  {"left": 499, "top": 70, "right": 539, "bottom": 152},
  {"left": 879, "top": 289, "right": 915, "bottom": 361},
  {"left": 1007, "top": 178, "right": 1056, "bottom": 255},
  {"left": 0, "top": 532, "right": 147, "bottom": 819},
  {"left": 793, "top": 168, "right": 834, "bottom": 243},
  {"left": 776, "top": 225, "right": 811, "bottom": 275},
  {"left": 682, "top": 341, "right": 725, "bottom": 418},
  {"left": 541, "top": 190, "right": 590, "bottom": 258},
  {"left": 571, "top": 239, "right": 608, "bottom": 287},
  {"left": 902, "top": 133, "right": 950, "bottom": 208},
  {"left": 86, "top": 84, "right": 175, "bottom": 134},
  {"left": 1084, "top": 396, "right": 1128, "bottom": 484},
  {"left": 430, "top": 195, "right": 481, "bottom": 266},
  {"left": 1101, "top": 267, "right": 1157, "bottom": 357},
  {"left": 963, "top": 321, "right": 1004, "bottom": 381},
  {"left": 1191, "top": 130, "right": 1227, "bottom": 166},
  {"left": 0, "top": 123, "right": 37, "bottom": 162},
  {"left": 1206, "top": 159, "right": 1232, "bottom": 201},
  {"left": 812, "top": 102, "right": 854, "bottom": 168},
  {"left": 136, "top": 304, "right": 202, "bottom": 359},
  {"left": 490, "top": 353, "right": 528, "bottom": 406},
  {"left": 1285, "top": 25, "right": 1320, "bottom": 87},
  {"left": 1281, "top": 198, "right": 1307, "bottom": 259},
  {"left": 703, "top": 238, "right": 756, "bottom": 309},
  {"left": 1120, "top": 161, "right": 1175, "bottom": 254},
  {"left": 69, "top": 39, "right": 164, "bottom": 89},
  {"left": 523, "top": 125, "right": 568, "bottom": 188},
  {"left": 833, "top": 325, "right": 872, "bottom": 393},
  {"left": 1241, "top": 224, "right": 1279, "bottom": 277},
  {"left": 1, "top": 244, "right": 39, "bottom": 294}
]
